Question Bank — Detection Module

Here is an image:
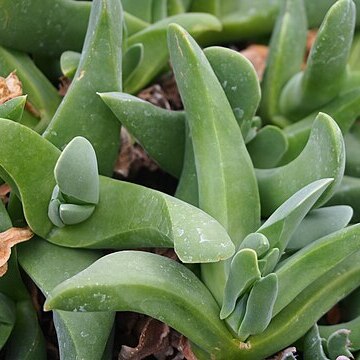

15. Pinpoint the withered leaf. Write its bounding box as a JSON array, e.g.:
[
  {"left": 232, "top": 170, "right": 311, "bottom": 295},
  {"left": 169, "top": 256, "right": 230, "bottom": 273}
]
[
  {"left": 0, "top": 72, "right": 22, "bottom": 105},
  {"left": 114, "top": 127, "right": 158, "bottom": 179},
  {"left": 0, "top": 183, "right": 11, "bottom": 204},
  {"left": 119, "top": 318, "right": 170, "bottom": 360},
  {"left": 0, "top": 227, "right": 34, "bottom": 276}
]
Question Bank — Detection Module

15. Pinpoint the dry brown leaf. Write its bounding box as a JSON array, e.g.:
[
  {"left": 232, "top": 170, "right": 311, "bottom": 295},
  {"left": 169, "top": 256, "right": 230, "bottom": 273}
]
[
  {"left": 0, "top": 72, "right": 23, "bottom": 105},
  {"left": 138, "top": 83, "right": 171, "bottom": 110},
  {"left": 241, "top": 45, "right": 269, "bottom": 81},
  {"left": 0, "top": 227, "right": 34, "bottom": 276},
  {"left": 0, "top": 183, "right": 11, "bottom": 204},
  {"left": 119, "top": 318, "right": 170, "bottom": 360},
  {"left": 114, "top": 128, "right": 158, "bottom": 178},
  {"left": 170, "top": 333, "right": 197, "bottom": 360},
  {"left": 58, "top": 76, "right": 72, "bottom": 97}
]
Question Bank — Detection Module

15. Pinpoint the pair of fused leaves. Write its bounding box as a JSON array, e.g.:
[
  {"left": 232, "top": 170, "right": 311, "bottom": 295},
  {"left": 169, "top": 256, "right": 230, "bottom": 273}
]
[
  {"left": 303, "top": 325, "right": 353, "bottom": 360},
  {"left": 220, "top": 178, "right": 351, "bottom": 339},
  {"left": 48, "top": 137, "right": 99, "bottom": 228},
  {"left": 261, "top": 0, "right": 356, "bottom": 124}
]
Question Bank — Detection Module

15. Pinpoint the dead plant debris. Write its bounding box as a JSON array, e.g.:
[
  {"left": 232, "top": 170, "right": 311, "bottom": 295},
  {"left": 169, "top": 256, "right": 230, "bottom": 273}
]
[
  {"left": 119, "top": 317, "right": 197, "bottom": 360},
  {"left": 0, "top": 227, "right": 34, "bottom": 276},
  {"left": 0, "top": 72, "right": 22, "bottom": 104},
  {"left": 114, "top": 127, "right": 158, "bottom": 179},
  {"left": 0, "top": 183, "right": 11, "bottom": 204}
]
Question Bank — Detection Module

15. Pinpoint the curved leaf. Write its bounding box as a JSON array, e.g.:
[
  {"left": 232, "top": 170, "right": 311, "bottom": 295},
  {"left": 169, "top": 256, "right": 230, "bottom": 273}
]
[
  {"left": 274, "top": 224, "right": 360, "bottom": 316},
  {"left": 43, "top": 0, "right": 123, "bottom": 176},
  {"left": 280, "top": 0, "right": 356, "bottom": 120},
  {"left": 0, "top": 120, "right": 234, "bottom": 263},
  {"left": 44, "top": 251, "right": 240, "bottom": 359},
  {"left": 204, "top": 46, "right": 261, "bottom": 139},
  {"left": 168, "top": 23, "right": 260, "bottom": 245},
  {"left": 238, "top": 274, "right": 278, "bottom": 341},
  {"left": 257, "top": 113, "right": 345, "bottom": 217},
  {"left": 123, "top": 43, "right": 144, "bottom": 88},
  {"left": 0, "top": 292, "right": 15, "bottom": 350},
  {"left": 100, "top": 92, "right": 185, "bottom": 177},
  {"left": 54, "top": 137, "right": 99, "bottom": 205},
  {"left": 60, "top": 51, "right": 81, "bottom": 79},
  {"left": 18, "top": 238, "right": 114, "bottom": 360},
  {"left": 259, "top": 0, "right": 307, "bottom": 124},
  {"left": 287, "top": 206, "right": 353, "bottom": 250},
  {"left": 281, "top": 88, "right": 360, "bottom": 164},
  {"left": 247, "top": 126, "right": 288, "bottom": 169},
  {"left": 244, "top": 249, "right": 360, "bottom": 359},
  {"left": 0, "top": 46, "right": 61, "bottom": 132},
  {"left": 221, "top": 249, "right": 260, "bottom": 320},
  {"left": 0, "top": 96, "right": 27, "bottom": 122},
  {"left": 320, "top": 317, "right": 360, "bottom": 351},
  {"left": 125, "top": 13, "right": 222, "bottom": 93},
  {"left": 258, "top": 178, "right": 333, "bottom": 256},
  {"left": 327, "top": 175, "right": 360, "bottom": 222}
]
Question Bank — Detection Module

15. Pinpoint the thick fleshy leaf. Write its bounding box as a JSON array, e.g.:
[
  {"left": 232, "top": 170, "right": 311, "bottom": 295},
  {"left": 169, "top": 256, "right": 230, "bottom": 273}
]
[
  {"left": 345, "top": 121, "right": 360, "bottom": 177},
  {"left": 327, "top": 175, "right": 360, "bottom": 223},
  {"left": 125, "top": 13, "right": 222, "bottom": 93},
  {"left": 43, "top": 0, "right": 123, "bottom": 176},
  {"left": 175, "top": 124, "right": 198, "bottom": 206},
  {"left": 60, "top": 51, "right": 81, "bottom": 79},
  {"left": 281, "top": 88, "right": 360, "bottom": 165},
  {"left": 0, "top": 95, "right": 26, "bottom": 122},
  {"left": 122, "top": 0, "right": 152, "bottom": 22},
  {"left": 204, "top": 46, "right": 260, "bottom": 139},
  {"left": 258, "top": 178, "right": 333, "bottom": 255},
  {"left": 247, "top": 126, "right": 288, "bottom": 169},
  {"left": 0, "top": 292, "right": 15, "bottom": 349},
  {"left": 320, "top": 317, "right": 360, "bottom": 351},
  {"left": 287, "top": 206, "right": 353, "bottom": 250},
  {"left": 257, "top": 113, "right": 345, "bottom": 217},
  {"left": 44, "top": 251, "right": 239, "bottom": 360},
  {"left": 54, "top": 137, "right": 99, "bottom": 205},
  {"left": 280, "top": 0, "right": 356, "bottom": 120},
  {"left": 0, "top": 0, "right": 90, "bottom": 56},
  {"left": 237, "top": 274, "right": 278, "bottom": 341},
  {"left": 123, "top": 43, "right": 144, "bottom": 87},
  {"left": 0, "top": 46, "right": 60, "bottom": 132},
  {"left": 220, "top": 249, "right": 260, "bottom": 320},
  {"left": 100, "top": 92, "right": 185, "bottom": 177},
  {"left": 168, "top": 24, "right": 260, "bottom": 304},
  {"left": 18, "top": 238, "right": 114, "bottom": 360},
  {"left": 0, "top": 120, "right": 234, "bottom": 263},
  {"left": 327, "top": 329, "right": 353, "bottom": 359},
  {"left": 274, "top": 224, "right": 360, "bottom": 316},
  {"left": 302, "top": 325, "right": 329, "bottom": 360},
  {"left": 246, "top": 249, "right": 360, "bottom": 359},
  {"left": 168, "top": 23, "right": 260, "bottom": 246},
  {"left": 238, "top": 233, "right": 270, "bottom": 258},
  {"left": 260, "top": 0, "right": 307, "bottom": 124}
]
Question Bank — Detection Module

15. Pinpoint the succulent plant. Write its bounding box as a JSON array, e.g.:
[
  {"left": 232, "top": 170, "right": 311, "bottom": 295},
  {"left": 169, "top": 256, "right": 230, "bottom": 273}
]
[{"left": 0, "top": 0, "right": 360, "bottom": 359}]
